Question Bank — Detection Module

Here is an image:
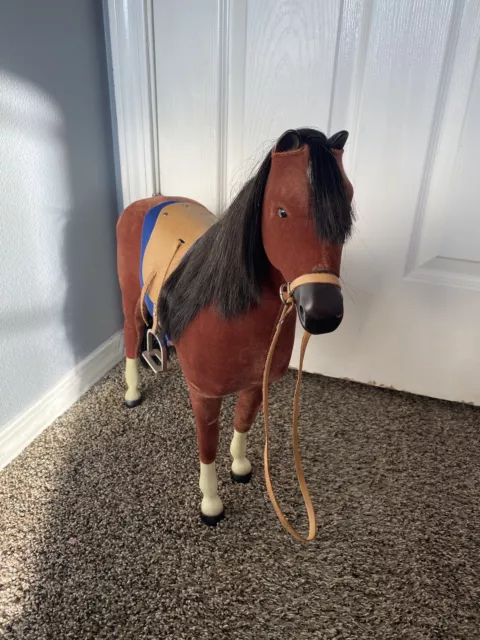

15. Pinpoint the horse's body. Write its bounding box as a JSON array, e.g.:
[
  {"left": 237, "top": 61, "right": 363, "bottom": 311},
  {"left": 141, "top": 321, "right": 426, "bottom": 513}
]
[{"left": 117, "top": 128, "right": 354, "bottom": 531}]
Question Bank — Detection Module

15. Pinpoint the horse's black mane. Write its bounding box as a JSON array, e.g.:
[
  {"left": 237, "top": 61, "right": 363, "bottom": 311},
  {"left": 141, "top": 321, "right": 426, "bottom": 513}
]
[{"left": 158, "top": 128, "right": 353, "bottom": 340}]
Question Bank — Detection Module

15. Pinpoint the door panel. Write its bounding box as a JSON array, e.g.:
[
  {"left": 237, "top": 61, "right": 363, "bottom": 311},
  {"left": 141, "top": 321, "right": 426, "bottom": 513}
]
[
  {"left": 153, "top": 0, "right": 480, "bottom": 403},
  {"left": 153, "top": 0, "right": 221, "bottom": 212}
]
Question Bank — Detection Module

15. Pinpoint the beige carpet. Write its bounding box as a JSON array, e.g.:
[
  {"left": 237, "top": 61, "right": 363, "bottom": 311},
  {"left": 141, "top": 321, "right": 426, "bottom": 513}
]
[{"left": 1, "top": 358, "right": 479, "bottom": 639}]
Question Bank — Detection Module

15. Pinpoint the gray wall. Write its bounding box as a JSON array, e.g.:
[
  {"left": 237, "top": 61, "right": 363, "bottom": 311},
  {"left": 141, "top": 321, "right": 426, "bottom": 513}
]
[{"left": 0, "top": 0, "right": 122, "bottom": 427}]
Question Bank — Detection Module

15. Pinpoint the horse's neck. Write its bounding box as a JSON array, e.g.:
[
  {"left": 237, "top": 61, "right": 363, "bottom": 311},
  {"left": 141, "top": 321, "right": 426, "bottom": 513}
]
[{"left": 262, "top": 263, "right": 285, "bottom": 297}]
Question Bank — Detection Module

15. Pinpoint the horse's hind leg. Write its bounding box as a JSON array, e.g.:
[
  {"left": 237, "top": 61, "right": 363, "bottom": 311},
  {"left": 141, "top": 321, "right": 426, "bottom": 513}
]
[
  {"left": 189, "top": 388, "right": 224, "bottom": 526},
  {"left": 123, "top": 299, "right": 144, "bottom": 408},
  {"left": 117, "top": 202, "right": 153, "bottom": 407},
  {"left": 230, "top": 386, "right": 262, "bottom": 483}
]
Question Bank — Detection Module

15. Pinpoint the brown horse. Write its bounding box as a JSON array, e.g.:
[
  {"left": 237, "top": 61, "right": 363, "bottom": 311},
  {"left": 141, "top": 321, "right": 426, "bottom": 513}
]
[{"left": 117, "top": 128, "right": 354, "bottom": 531}]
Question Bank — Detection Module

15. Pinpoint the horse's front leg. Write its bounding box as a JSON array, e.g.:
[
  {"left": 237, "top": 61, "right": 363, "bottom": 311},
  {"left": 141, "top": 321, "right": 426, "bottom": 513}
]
[
  {"left": 230, "top": 386, "right": 262, "bottom": 483},
  {"left": 189, "top": 388, "right": 224, "bottom": 526}
]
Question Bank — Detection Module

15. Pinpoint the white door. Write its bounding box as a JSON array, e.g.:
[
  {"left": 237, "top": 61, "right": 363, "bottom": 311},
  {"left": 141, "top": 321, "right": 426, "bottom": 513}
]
[{"left": 111, "top": 0, "right": 480, "bottom": 405}]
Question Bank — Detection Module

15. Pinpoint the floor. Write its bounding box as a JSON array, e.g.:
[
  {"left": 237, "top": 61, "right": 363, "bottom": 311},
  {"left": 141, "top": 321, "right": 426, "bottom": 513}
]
[{"left": 1, "top": 359, "right": 479, "bottom": 639}]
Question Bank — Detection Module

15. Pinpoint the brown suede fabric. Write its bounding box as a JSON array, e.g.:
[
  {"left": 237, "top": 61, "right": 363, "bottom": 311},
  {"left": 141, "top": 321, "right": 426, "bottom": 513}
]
[
  {"left": 176, "top": 290, "right": 295, "bottom": 398},
  {"left": 234, "top": 387, "right": 263, "bottom": 434},
  {"left": 188, "top": 391, "right": 222, "bottom": 464}
]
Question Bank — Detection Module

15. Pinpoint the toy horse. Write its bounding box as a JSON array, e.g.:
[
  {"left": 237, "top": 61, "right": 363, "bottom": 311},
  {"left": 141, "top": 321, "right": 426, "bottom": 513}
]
[{"left": 117, "top": 128, "right": 354, "bottom": 541}]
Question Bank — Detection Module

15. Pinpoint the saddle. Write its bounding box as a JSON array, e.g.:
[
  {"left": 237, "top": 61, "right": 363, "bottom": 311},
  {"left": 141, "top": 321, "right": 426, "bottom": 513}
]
[{"left": 139, "top": 200, "right": 215, "bottom": 371}]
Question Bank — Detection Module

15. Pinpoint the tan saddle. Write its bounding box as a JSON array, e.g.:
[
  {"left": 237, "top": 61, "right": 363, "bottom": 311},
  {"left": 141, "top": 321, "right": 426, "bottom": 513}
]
[{"left": 139, "top": 200, "right": 215, "bottom": 371}]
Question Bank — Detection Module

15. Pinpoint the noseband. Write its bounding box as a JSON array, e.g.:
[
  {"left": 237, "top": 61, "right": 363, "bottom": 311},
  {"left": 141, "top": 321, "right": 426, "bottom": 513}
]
[
  {"left": 263, "top": 272, "right": 341, "bottom": 542},
  {"left": 279, "top": 272, "right": 341, "bottom": 304}
]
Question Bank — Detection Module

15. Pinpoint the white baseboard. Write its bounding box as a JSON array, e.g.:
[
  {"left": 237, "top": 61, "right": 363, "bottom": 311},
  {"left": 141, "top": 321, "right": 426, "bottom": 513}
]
[{"left": 0, "top": 331, "right": 124, "bottom": 470}]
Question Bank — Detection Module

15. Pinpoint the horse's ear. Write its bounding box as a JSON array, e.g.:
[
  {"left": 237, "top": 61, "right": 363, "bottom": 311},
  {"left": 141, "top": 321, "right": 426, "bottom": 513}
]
[
  {"left": 275, "top": 129, "right": 301, "bottom": 153},
  {"left": 327, "top": 130, "right": 349, "bottom": 150}
]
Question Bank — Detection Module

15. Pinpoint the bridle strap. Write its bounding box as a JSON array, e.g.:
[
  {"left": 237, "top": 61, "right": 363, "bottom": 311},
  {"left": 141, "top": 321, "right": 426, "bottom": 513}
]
[
  {"left": 140, "top": 271, "right": 157, "bottom": 327},
  {"left": 263, "top": 272, "right": 341, "bottom": 542},
  {"left": 151, "top": 239, "right": 184, "bottom": 335},
  {"left": 288, "top": 272, "right": 341, "bottom": 292}
]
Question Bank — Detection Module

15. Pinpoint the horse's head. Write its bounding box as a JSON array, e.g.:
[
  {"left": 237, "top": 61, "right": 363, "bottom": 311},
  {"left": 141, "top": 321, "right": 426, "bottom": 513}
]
[{"left": 262, "top": 128, "right": 354, "bottom": 335}]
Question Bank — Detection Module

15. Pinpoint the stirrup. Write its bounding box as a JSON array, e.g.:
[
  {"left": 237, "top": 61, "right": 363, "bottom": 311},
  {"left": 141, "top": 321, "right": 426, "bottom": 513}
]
[{"left": 142, "top": 329, "right": 170, "bottom": 373}]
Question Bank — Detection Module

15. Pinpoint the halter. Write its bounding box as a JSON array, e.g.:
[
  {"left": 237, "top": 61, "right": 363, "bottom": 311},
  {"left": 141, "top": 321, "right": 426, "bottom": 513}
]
[{"left": 263, "top": 272, "right": 341, "bottom": 542}]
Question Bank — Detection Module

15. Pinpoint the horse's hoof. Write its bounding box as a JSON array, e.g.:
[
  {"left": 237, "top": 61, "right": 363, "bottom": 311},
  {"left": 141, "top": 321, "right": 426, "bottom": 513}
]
[
  {"left": 231, "top": 469, "right": 252, "bottom": 484},
  {"left": 124, "top": 396, "right": 142, "bottom": 409},
  {"left": 200, "top": 509, "right": 225, "bottom": 527}
]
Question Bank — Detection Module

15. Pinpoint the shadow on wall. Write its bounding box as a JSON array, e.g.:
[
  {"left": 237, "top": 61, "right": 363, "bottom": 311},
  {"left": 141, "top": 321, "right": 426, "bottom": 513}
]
[
  {"left": 0, "top": 0, "right": 122, "bottom": 428},
  {"left": 0, "top": 1, "right": 132, "bottom": 634}
]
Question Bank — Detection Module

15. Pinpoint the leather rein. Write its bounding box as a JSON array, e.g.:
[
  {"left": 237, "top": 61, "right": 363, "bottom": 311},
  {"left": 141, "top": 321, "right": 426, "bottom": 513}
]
[{"left": 262, "top": 272, "right": 341, "bottom": 542}]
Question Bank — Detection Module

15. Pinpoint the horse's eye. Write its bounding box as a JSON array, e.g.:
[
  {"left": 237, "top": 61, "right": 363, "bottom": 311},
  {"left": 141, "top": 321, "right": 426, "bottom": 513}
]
[{"left": 278, "top": 208, "right": 287, "bottom": 218}]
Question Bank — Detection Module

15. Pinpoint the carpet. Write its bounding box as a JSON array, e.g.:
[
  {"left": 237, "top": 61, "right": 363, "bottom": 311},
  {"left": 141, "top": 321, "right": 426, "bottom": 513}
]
[{"left": 1, "top": 358, "right": 479, "bottom": 639}]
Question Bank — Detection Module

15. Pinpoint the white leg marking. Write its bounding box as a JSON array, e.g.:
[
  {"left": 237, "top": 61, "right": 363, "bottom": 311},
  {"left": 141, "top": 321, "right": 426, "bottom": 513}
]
[
  {"left": 125, "top": 357, "right": 141, "bottom": 402},
  {"left": 230, "top": 430, "right": 252, "bottom": 477},
  {"left": 199, "top": 462, "right": 224, "bottom": 517}
]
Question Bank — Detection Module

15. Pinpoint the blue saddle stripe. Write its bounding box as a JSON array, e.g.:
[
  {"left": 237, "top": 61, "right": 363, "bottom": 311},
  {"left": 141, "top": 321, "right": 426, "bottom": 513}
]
[{"left": 139, "top": 200, "right": 177, "bottom": 317}]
